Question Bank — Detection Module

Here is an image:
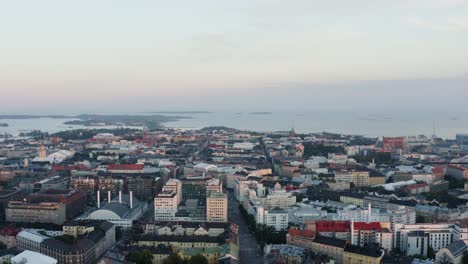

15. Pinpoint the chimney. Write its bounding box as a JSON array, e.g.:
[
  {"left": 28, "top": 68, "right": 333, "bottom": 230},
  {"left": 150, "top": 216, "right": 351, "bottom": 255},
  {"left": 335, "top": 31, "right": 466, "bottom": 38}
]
[
  {"left": 368, "top": 203, "right": 372, "bottom": 222},
  {"left": 119, "top": 191, "right": 122, "bottom": 203},
  {"left": 350, "top": 220, "right": 355, "bottom": 245},
  {"left": 108, "top": 191, "right": 111, "bottom": 203},
  {"left": 97, "top": 190, "right": 100, "bottom": 208},
  {"left": 130, "top": 191, "right": 133, "bottom": 209}
]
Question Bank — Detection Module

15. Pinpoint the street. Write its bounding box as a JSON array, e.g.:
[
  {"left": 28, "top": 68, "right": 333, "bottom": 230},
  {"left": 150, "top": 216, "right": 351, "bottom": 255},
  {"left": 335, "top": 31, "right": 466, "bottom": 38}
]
[{"left": 228, "top": 190, "right": 263, "bottom": 262}]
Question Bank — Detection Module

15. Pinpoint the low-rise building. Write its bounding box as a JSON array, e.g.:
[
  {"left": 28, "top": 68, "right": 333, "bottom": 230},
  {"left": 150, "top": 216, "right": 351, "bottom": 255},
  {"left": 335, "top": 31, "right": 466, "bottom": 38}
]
[{"left": 343, "top": 244, "right": 384, "bottom": 264}]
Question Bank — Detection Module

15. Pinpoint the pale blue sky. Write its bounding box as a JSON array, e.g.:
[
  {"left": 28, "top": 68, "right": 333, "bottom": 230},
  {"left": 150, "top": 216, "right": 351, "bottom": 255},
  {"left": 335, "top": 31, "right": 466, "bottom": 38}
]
[{"left": 1, "top": 0, "right": 468, "bottom": 113}]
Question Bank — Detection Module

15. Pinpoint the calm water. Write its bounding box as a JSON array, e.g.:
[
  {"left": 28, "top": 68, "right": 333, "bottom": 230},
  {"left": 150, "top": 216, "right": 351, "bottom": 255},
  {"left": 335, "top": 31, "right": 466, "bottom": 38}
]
[
  {"left": 1, "top": 112, "right": 467, "bottom": 139},
  {"left": 163, "top": 111, "right": 468, "bottom": 139}
]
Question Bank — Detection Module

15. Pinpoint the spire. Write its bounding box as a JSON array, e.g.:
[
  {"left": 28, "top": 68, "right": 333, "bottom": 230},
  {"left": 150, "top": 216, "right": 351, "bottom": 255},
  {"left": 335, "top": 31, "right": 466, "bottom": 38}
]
[{"left": 289, "top": 120, "right": 296, "bottom": 138}]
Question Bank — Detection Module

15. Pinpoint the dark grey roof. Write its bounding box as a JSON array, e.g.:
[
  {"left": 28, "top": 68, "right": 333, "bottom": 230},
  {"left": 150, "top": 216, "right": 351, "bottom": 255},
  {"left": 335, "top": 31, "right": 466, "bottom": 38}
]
[
  {"left": 445, "top": 240, "right": 467, "bottom": 257},
  {"left": 101, "top": 203, "right": 130, "bottom": 218},
  {"left": 313, "top": 236, "right": 348, "bottom": 248}
]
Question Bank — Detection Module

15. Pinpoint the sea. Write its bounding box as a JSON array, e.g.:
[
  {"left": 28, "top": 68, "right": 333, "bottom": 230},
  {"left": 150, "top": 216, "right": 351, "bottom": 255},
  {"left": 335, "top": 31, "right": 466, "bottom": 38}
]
[{"left": 1, "top": 111, "right": 467, "bottom": 139}]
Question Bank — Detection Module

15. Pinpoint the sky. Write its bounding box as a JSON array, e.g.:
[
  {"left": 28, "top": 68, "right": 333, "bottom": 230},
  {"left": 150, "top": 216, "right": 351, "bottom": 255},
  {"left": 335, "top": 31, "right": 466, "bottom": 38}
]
[{"left": 1, "top": 0, "right": 468, "bottom": 114}]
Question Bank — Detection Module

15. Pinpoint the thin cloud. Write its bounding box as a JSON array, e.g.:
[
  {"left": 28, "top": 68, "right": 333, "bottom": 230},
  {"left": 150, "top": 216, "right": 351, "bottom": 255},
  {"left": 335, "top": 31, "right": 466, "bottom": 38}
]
[{"left": 406, "top": 16, "right": 468, "bottom": 32}]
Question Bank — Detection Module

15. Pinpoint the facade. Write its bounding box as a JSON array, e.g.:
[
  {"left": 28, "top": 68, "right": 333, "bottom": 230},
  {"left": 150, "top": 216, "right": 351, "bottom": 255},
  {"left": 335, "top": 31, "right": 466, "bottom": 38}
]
[
  {"left": 17, "top": 229, "right": 48, "bottom": 252},
  {"left": 154, "top": 191, "right": 179, "bottom": 221},
  {"left": 127, "top": 176, "right": 161, "bottom": 201},
  {"left": 6, "top": 201, "right": 66, "bottom": 225},
  {"left": 63, "top": 220, "right": 116, "bottom": 260},
  {"left": 162, "top": 179, "right": 182, "bottom": 204},
  {"left": 181, "top": 177, "right": 210, "bottom": 205},
  {"left": 310, "top": 236, "right": 348, "bottom": 264},
  {"left": 259, "top": 190, "right": 296, "bottom": 210},
  {"left": 41, "top": 238, "right": 96, "bottom": 264},
  {"left": 27, "top": 189, "right": 87, "bottom": 220},
  {"left": 343, "top": 245, "right": 384, "bottom": 264},
  {"left": 395, "top": 224, "right": 455, "bottom": 256},
  {"left": 0, "top": 226, "right": 20, "bottom": 248},
  {"left": 435, "top": 240, "right": 468, "bottom": 264},
  {"left": 286, "top": 228, "right": 316, "bottom": 250},
  {"left": 84, "top": 193, "right": 146, "bottom": 229},
  {"left": 206, "top": 192, "right": 228, "bottom": 223}
]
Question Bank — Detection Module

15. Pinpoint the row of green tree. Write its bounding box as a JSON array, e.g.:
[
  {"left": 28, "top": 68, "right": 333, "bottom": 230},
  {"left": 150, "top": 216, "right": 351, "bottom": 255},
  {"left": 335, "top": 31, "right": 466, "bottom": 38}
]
[
  {"left": 126, "top": 250, "right": 208, "bottom": 264},
  {"left": 238, "top": 204, "right": 287, "bottom": 247}
]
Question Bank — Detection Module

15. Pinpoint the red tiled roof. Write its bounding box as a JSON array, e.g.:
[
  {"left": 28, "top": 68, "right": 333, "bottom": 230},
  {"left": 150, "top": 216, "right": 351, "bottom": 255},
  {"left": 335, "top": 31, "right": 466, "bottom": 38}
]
[
  {"left": 289, "top": 228, "right": 315, "bottom": 238},
  {"left": 404, "top": 183, "right": 429, "bottom": 190},
  {"left": 53, "top": 164, "right": 91, "bottom": 171},
  {"left": 353, "top": 222, "right": 383, "bottom": 231},
  {"left": 315, "top": 221, "right": 350, "bottom": 233},
  {"left": 432, "top": 166, "right": 446, "bottom": 175},
  {"left": 107, "top": 164, "right": 144, "bottom": 171},
  {"left": 0, "top": 226, "right": 20, "bottom": 236}
]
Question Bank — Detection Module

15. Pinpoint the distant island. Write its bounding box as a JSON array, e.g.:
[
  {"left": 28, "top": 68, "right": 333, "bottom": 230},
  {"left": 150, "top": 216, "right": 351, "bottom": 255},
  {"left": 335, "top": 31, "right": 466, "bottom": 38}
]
[
  {"left": 143, "top": 111, "right": 211, "bottom": 114},
  {"left": 0, "top": 114, "right": 191, "bottom": 130},
  {"left": 0, "top": 123, "right": 8, "bottom": 127},
  {"left": 249, "top": 112, "right": 272, "bottom": 115}
]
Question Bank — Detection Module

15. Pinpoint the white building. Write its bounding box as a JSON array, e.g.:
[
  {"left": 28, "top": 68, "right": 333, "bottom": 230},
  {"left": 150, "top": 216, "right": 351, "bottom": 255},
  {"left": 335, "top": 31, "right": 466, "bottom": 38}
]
[
  {"left": 11, "top": 250, "right": 57, "bottom": 264},
  {"left": 83, "top": 192, "right": 147, "bottom": 229},
  {"left": 16, "top": 230, "right": 48, "bottom": 252},
  {"left": 258, "top": 190, "right": 296, "bottom": 210},
  {"left": 162, "top": 179, "right": 182, "bottom": 204},
  {"left": 395, "top": 224, "right": 455, "bottom": 256},
  {"left": 154, "top": 191, "right": 179, "bottom": 221}
]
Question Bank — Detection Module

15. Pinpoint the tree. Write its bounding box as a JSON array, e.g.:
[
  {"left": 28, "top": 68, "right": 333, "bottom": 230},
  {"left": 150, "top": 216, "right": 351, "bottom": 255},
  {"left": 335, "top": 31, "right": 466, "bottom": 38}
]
[
  {"left": 462, "top": 251, "right": 468, "bottom": 264},
  {"left": 187, "top": 254, "right": 208, "bottom": 264},
  {"left": 126, "top": 250, "right": 154, "bottom": 264},
  {"left": 438, "top": 254, "right": 454, "bottom": 264},
  {"left": 427, "top": 246, "right": 435, "bottom": 260},
  {"left": 162, "top": 253, "right": 185, "bottom": 264}
]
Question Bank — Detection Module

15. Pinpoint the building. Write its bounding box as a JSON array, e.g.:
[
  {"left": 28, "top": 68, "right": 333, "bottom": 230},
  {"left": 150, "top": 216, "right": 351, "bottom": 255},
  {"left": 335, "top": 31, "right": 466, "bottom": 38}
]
[
  {"left": 11, "top": 250, "right": 57, "bottom": 264},
  {"left": 6, "top": 200, "right": 66, "bottom": 225},
  {"left": 335, "top": 171, "right": 370, "bottom": 188},
  {"left": 456, "top": 134, "right": 468, "bottom": 145},
  {"left": 127, "top": 176, "right": 161, "bottom": 201},
  {"left": 343, "top": 244, "right": 384, "bottom": 264},
  {"left": 446, "top": 165, "right": 468, "bottom": 181},
  {"left": 0, "top": 226, "right": 20, "bottom": 248},
  {"left": 181, "top": 177, "right": 210, "bottom": 206},
  {"left": 17, "top": 229, "right": 49, "bottom": 252},
  {"left": 107, "top": 164, "right": 144, "bottom": 174},
  {"left": 259, "top": 190, "right": 296, "bottom": 210},
  {"left": 206, "top": 192, "right": 228, "bottom": 223},
  {"left": 0, "top": 189, "right": 24, "bottom": 221},
  {"left": 162, "top": 179, "right": 182, "bottom": 204},
  {"left": 286, "top": 228, "right": 316, "bottom": 250},
  {"left": 154, "top": 191, "right": 179, "bottom": 221},
  {"left": 310, "top": 236, "right": 348, "bottom": 264},
  {"left": 41, "top": 237, "right": 96, "bottom": 264},
  {"left": 27, "top": 189, "right": 87, "bottom": 220},
  {"left": 339, "top": 193, "right": 365, "bottom": 208},
  {"left": 18, "top": 222, "right": 115, "bottom": 264},
  {"left": 84, "top": 192, "right": 146, "bottom": 229},
  {"left": 206, "top": 178, "right": 223, "bottom": 194},
  {"left": 383, "top": 137, "right": 407, "bottom": 152},
  {"left": 369, "top": 175, "right": 386, "bottom": 186},
  {"left": 264, "top": 244, "right": 307, "bottom": 264},
  {"left": 71, "top": 176, "right": 98, "bottom": 204},
  {"left": 63, "top": 220, "right": 116, "bottom": 260},
  {"left": 435, "top": 240, "right": 468, "bottom": 264},
  {"left": 395, "top": 224, "right": 455, "bottom": 256}
]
